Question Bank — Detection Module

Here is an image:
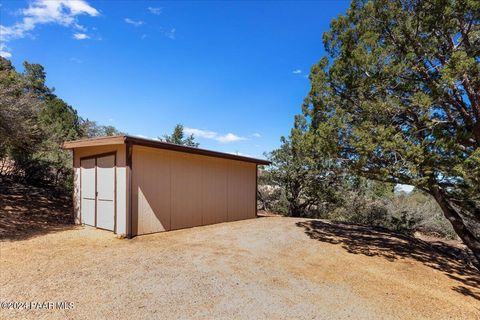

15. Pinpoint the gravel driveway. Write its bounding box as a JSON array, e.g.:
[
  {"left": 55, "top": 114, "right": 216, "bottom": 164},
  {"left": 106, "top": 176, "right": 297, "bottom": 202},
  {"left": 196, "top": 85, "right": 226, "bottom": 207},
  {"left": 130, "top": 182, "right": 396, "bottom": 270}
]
[{"left": 1, "top": 216, "right": 478, "bottom": 319}]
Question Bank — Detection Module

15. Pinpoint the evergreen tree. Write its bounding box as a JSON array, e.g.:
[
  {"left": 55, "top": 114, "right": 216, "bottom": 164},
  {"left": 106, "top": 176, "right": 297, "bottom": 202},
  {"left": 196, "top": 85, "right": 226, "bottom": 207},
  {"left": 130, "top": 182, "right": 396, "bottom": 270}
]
[
  {"left": 161, "top": 124, "right": 199, "bottom": 147},
  {"left": 304, "top": 0, "right": 480, "bottom": 263},
  {"left": 0, "top": 57, "right": 122, "bottom": 190}
]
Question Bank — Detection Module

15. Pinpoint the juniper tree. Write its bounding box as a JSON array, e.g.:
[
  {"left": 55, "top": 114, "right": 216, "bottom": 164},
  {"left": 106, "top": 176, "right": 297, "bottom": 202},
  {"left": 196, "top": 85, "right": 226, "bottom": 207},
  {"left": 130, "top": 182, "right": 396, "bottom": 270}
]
[
  {"left": 268, "top": 115, "right": 354, "bottom": 217},
  {"left": 304, "top": 0, "right": 480, "bottom": 263}
]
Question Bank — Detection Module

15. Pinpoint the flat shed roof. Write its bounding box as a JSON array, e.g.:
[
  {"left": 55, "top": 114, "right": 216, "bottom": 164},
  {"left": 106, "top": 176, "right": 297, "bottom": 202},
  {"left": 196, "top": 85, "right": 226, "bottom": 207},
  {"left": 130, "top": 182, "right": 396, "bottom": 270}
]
[{"left": 63, "top": 135, "right": 270, "bottom": 165}]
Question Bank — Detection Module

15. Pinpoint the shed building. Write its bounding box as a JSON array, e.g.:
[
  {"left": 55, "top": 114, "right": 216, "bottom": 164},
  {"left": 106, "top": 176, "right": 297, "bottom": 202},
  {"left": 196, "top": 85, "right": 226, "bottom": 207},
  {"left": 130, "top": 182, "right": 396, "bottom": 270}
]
[{"left": 63, "top": 135, "right": 270, "bottom": 238}]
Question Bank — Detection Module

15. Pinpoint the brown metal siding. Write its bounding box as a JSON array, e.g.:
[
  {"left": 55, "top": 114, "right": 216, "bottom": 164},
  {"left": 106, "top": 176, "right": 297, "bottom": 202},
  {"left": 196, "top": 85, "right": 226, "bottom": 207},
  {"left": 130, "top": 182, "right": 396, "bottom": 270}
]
[
  {"left": 132, "top": 147, "right": 171, "bottom": 234},
  {"left": 227, "top": 160, "right": 257, "bottom": 222},
  {"left": 132, "top": 145, "right": 256, "bottom": 235},
  {"left": 170, "top": 152, "right": 203, "bottom": 230},
  {"left": 202, "top": 158, "right": 228, "bottom": 225}
]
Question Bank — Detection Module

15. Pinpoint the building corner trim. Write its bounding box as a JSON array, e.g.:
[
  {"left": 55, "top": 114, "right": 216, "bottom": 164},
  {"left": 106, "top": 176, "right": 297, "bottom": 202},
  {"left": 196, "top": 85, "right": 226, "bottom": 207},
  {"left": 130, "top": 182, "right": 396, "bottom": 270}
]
[{"left": 126, "top": 142, "right": 133, "bottom": 239}]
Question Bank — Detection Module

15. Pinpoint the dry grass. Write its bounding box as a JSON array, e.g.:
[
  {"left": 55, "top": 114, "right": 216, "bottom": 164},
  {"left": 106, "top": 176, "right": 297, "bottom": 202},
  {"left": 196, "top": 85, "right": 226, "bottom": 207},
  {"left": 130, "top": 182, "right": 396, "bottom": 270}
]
[{"left": 1, "top": 216, "right": 479, "bottom": 320}]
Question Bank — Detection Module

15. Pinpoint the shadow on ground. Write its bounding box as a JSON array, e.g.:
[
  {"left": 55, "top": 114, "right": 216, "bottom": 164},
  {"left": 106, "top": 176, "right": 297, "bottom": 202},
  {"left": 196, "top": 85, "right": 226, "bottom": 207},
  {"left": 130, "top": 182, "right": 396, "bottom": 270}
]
[
  {"left": 0, "top": 181, "right": 74, "bottom": 241},
  {"left": 296, "top": 220, "right": 480, "bottom": 301}
]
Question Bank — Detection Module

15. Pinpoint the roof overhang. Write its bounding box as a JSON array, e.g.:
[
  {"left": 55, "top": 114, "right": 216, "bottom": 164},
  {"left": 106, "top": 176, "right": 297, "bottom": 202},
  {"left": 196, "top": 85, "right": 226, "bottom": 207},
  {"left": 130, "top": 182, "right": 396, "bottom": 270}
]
[
  {"left": 62, "top": 135, "right": 126, "bottom": 148},
  {"left": 62, "top": 135, "right": 271, "bottom": 165}
]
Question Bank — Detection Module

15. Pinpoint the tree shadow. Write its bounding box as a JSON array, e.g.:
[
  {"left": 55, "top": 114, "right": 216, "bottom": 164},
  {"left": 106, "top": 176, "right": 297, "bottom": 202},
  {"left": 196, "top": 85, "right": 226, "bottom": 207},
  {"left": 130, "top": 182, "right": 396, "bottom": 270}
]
[
  {"left": 296, "top": 220, "right": 480, "bottom": 301},
  {"left": 0, "top": 181, "right": 75, "bottom": 241}
]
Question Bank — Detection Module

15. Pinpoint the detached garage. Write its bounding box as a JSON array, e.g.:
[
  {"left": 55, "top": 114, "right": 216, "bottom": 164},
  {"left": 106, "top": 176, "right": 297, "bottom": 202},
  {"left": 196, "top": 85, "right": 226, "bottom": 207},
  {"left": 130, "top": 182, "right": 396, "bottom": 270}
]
[{"left": 63, "top": 135, "right": 270, "bottom": 238}]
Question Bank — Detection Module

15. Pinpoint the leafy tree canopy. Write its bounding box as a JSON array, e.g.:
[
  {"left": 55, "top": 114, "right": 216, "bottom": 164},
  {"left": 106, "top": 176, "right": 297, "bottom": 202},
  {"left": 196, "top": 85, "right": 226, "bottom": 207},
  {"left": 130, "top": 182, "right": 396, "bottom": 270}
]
[{"left": 303, "top": 0, "right": 480, "bottom": 263}]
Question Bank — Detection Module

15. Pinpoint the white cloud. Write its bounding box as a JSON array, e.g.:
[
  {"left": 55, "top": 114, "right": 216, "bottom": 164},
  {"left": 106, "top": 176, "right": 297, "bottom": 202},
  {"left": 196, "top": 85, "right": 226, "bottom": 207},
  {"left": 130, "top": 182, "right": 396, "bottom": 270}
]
[
  {"left": 62, "top": 0, "right": 99, "bottom": 16},
  {"left": 292, "top": 69, "right": 302, "bottom": 74},
  {"left": 184, "top": 127, "right": 247, "bottom": 144},
  {"left": 0, "top": 0, "right": 99, "bottom": 57},
  {"left": 74, "top": 24, "right": 87, "bottom": 32},
  {"left": 70, "top": 57, "right": 82, "bottom": 63},
  {"left": 184, "top": 128, "right": 217, "bottom": 139},
  {"left": 0, "top": 43, "right": 12, "bottom": 58},
  {"left": 251, "top": 133, "right": 261, "bottom": 138},
  {"left": 73, "top": 33, "right": 89, "bottom": 40},
  {"left": 156, "top": 26, "right": 176, "bottom": 40},
  {"left": 216, "top": 133, "right": 247, "bottom": 143},
  {"left": 124, "top": 18, "right": 144, "bottom": 27},
  {"left": 147, "top": 7, "right": 162, "bottom": 15},
  {"left": 141, "top": 34, "right": 147, "bottom": 40},
  {"left": 165, "top": 27, "right": 175, "bottom": 40}
]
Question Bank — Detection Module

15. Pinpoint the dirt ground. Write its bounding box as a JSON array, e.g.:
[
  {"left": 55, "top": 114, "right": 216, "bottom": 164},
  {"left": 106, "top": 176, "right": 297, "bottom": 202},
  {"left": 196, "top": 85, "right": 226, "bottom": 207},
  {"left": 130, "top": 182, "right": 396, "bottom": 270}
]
[
  {"left": 0, "top": 181, "right": 73, "bottom": 241},
  {"left": 1, "top": 216, "right": 479, "bottom": 320}
]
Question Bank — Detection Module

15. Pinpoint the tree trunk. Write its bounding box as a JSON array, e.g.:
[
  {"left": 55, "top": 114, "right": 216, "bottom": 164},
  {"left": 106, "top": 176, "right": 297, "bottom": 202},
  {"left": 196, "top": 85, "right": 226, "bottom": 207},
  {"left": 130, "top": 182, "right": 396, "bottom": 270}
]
[
  {"left": 256, "top": 190, "right": 266, "bottom": 211},
  {"left": 431, "top": 187, "right": 480, "bottom": 269},
  {"left": 288, "top": 201, "right": 302, "bottom": 217},
  {"left": 287, "top": 184, "right": 303, "bottom": 217}
]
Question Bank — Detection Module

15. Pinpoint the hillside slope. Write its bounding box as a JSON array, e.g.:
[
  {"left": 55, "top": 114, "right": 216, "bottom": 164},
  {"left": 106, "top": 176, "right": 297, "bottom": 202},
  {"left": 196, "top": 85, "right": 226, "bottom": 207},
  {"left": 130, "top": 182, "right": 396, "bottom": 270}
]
[{"left": 0, "top": 180, "right": 74, "bottom": 241}]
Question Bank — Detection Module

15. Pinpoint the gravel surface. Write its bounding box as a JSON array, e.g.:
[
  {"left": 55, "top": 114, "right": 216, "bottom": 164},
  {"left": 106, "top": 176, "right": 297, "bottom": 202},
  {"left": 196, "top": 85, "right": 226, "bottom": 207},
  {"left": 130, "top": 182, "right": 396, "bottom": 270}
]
[{"left": 1, "top": 216, "right": 479, "bottom": 319}]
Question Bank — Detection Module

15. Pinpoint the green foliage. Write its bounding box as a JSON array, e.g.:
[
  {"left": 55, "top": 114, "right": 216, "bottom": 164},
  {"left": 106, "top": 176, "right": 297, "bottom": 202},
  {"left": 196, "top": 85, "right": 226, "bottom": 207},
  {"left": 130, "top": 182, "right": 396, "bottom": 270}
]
[
  {"left": 263, "top": 114, "right": 395, "bottom": 218},
  {"left": 303, "top": 0, "right": 480, "bottom": 260},
  {"left": 81, "top": 120, "right": 123, "bottom": 138},
  {"left": 0, "top": 57, "right": 121, "bottom": 193},
  {"left": 161, "top": 124, "right": 199, "bottom": 147},
  {"left": 397, "top": 190, "right": 457, "bottom": 239},
  {"left": 23, "top": 62, "right": 50, "bottom": 98},
  {"left": 265, "top": 115, "right": 342, "bottom": 216},
  {"left": 0, "top": 58, "right": 43, "bottom": 162},
  {"left": 39, "top": 97, "right": 83, "bottom": 141},
  {"left": 327, "top": 187, "right": 456, "bottom": 238},
  {"left": 261, "top": 135, "right": 455, "bottom": 238}
]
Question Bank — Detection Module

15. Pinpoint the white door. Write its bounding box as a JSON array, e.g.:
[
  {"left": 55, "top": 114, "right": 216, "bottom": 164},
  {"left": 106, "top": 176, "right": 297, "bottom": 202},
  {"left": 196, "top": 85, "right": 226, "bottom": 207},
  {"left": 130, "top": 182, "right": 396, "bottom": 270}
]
[
  {"left": 80, "top": 158, "right": 96, "bottom": 226},
  {"left": 95, "top": 155, "right": 115, "bottom": 231}
]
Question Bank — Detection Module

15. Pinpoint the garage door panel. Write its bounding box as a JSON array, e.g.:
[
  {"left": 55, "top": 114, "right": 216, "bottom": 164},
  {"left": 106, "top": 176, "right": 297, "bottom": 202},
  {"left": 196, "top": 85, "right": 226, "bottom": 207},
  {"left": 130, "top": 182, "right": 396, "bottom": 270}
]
[
  {"left": 81, "top": 198, "right": 95, "bottom": 226},
  {"left": 96, "top": 155, "right": 115, "bottom": 231},
  {"left": 81, "top": 158, "right": 95, "bottom": 198},
  {"left": 80, "top": 154, "right": 115, "bottom": 231},
  {"left": 96, "top": 199, "right": 114, "bottom": 230},
  {"left": 80, "top": 158, "right": 96, "bottom": 226},
  {"left": 96, "top": 155, "right": 115, "bottom": 200}
]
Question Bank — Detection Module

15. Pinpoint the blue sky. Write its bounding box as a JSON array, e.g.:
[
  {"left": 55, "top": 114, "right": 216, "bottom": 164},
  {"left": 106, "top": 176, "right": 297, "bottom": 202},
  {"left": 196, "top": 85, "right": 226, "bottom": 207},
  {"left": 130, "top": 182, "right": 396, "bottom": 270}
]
[{"left": 1, "top": 0, "right": 351, "bottom": 159}]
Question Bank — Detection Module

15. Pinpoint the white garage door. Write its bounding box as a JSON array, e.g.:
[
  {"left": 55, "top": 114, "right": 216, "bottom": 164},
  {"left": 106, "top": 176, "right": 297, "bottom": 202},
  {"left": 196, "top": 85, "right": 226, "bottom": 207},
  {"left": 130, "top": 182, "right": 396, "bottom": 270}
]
[
  {"left": 96, "top": 155, "right": 115, "bottom": 230},
  {"left": 80, "top": 154, "right": 115, "bottom": 231},
  {"left": 80, "top": 158, "right": 96, "bottom": 226}
]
